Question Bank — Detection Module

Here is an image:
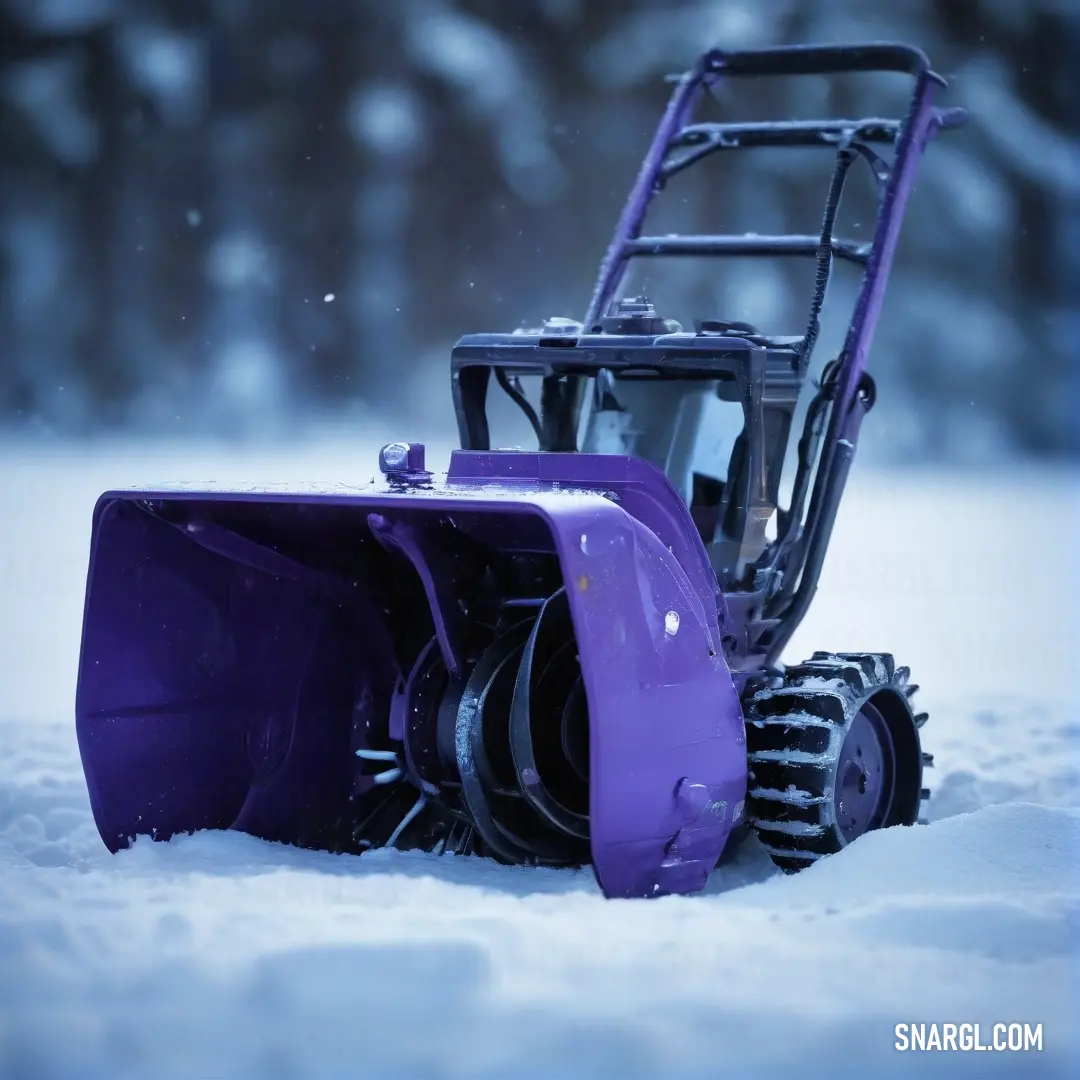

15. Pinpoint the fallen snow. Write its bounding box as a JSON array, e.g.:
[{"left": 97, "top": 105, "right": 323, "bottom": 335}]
[{"left": 1, "top": 437, "right": 1078, "bottom": 1079}]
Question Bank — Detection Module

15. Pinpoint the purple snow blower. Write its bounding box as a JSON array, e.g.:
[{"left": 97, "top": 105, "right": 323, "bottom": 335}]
[{"left": 75, "top": 43, "right": 966, "bottom": 898}]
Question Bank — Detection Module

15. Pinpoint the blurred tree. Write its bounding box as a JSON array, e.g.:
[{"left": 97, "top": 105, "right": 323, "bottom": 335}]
[{"left": 0, "top": 0, "right": 1076, "bottom": 458}]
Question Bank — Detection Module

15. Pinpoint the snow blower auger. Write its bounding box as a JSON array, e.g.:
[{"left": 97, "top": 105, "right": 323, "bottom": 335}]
[{"left": 75, "top": 43, "right": 965, "bottom": 898}]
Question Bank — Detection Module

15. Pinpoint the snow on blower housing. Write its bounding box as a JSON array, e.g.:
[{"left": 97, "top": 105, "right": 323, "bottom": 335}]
[{"left": 74, "top": 42, "right": 966, "bottom": 899}]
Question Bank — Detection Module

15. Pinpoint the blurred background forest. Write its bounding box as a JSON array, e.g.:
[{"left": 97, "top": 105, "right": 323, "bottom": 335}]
[{"left": 0, "top": 0, "right": 1077, "bottom": 461}]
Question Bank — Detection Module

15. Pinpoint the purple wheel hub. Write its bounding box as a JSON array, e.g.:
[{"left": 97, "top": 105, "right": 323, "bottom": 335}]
[{"left": 834, "top": 697, "right": 898, "bottom": 842}]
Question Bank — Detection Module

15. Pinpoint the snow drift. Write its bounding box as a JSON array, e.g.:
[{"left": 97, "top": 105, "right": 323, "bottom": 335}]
[{"left": 0, "top": 438, "right": 1077, "bottom": 1079}]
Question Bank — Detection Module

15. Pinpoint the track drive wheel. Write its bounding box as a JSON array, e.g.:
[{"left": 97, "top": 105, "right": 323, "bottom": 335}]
[{"left": 743, "top": 652, "right": 931, "bottom": 873}]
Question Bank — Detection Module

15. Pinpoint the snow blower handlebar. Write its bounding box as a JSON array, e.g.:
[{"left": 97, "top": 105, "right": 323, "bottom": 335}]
[
  {"left": 569, "top": 42, "right": 969, "bottom": 664},
  {"left": 579, "top": 43, "right": 955, "bottom": 358},
  {"left": 761, "top": 71, "right": 968, "bottom": 665}
]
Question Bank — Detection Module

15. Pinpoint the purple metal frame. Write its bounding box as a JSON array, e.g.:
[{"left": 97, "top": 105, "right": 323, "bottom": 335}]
[
  {"left": 76, "top": 451, "right": 747, "bottom": 898},
  {"left": 73, "top": 42, "right": 966, "bottom": 900},
  {"left": 577, "top": 42, "right": 966, "bottom": 663}
]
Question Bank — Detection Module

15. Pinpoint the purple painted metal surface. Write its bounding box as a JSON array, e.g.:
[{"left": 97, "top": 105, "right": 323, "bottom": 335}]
[
  {"left": 75, "top": 450, "right": 747, "bottom": 899},
  {"left": 367, "top": 511, "right": 467, "bottom": 677},
  {"left": 583, "top": 68, "right": 704, "bottom": 329},
  {"left": 75, "top": 41, "right": 963, "bottom": 895},
  {"left": 557, "top": 42, "right": 965, "bottom": 665}
]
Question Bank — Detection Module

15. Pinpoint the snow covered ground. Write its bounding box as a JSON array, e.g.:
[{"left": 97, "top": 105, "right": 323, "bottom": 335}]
[{"left": 1, "top": 436, "right": 1078, "bottom": 1079}]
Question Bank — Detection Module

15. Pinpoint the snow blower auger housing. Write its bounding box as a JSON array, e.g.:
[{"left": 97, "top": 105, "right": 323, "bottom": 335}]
[{"left": 75, "top": 43, "right": 966, "bottom": 898}]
